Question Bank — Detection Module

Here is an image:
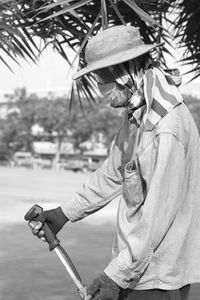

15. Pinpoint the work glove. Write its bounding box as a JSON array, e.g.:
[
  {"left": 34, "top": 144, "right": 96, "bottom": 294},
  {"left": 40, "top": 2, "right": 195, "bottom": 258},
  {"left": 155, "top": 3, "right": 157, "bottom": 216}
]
[
  {"left": 28, "top": 207, "right": 69, "bottom": 240},
  {"left": 87, "top": 272, "right": 121, "bottom": 300}
]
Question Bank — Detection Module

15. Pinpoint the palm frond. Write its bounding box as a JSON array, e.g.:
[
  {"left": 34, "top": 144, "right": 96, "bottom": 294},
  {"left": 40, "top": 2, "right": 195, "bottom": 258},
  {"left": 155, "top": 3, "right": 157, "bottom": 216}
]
[
  {"left": 173, "top": 0, "right": 200, "bottom": 79},
  {"left": 3, "top": 0, "right": 200, "bottom": 104},
  {"left": 0, "top": 2, "right": 40, "bottom": 70},
  {"left": 101, "top": 0, "right": 108, "bottom": 29},
  {"left": 122, "top": 0, "right": 161, "bottom": 27},
  {"left": 36, "top": 0, "right": 92, "bottom": 22}
]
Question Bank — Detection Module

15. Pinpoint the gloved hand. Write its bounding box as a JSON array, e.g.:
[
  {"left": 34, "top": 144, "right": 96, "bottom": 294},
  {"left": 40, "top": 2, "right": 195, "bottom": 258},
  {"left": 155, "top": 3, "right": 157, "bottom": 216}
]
[
  {"left": 28, "top": 207, "right": 68, "bottom": 240},
  {"left": 87, "top": 272, "right": 121, "bottom": 300}
]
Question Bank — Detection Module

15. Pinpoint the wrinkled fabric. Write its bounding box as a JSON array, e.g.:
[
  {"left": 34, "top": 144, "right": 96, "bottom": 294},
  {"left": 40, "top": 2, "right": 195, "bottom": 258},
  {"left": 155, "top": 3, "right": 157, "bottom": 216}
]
[
  {"left": 62, "top": 101, "right": 200, "bottom": 290},
  {"left": 142, "top": 67, "right": 183, "bottom": 130},
  {"left": 120, "top": 284, "right": 190, "bottom": 300}
]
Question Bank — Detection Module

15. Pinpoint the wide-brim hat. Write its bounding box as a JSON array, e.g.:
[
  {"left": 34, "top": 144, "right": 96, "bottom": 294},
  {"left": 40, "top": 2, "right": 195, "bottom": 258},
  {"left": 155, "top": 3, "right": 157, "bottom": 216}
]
[{"left": 73, "top": 25, "right": 164, "bottom": 80}]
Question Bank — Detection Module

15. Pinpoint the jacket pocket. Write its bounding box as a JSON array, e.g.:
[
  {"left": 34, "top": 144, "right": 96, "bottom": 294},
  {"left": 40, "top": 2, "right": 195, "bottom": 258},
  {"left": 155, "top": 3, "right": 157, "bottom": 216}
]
[{"left": 123, "top": 159, "right": 144, "bottom": 205}]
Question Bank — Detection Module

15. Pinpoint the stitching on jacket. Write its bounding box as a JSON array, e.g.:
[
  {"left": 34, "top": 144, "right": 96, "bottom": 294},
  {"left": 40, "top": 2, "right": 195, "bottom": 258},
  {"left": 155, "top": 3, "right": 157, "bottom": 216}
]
[
  {"left": 102, "top": 187, "right": 122, "bottom": 202},
  {"left": 155, "top": 130, "right": 185, "bottom": 146},
  {"left": 138, "top": 130, "right": 184, "bottom": 158},
  {"left": 137, "top": 134, "right": 158, "bottom": 156}
]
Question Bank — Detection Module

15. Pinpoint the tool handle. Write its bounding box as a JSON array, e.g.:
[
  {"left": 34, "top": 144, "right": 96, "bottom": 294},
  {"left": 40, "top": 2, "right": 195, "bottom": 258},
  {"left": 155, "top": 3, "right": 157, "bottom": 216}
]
[{"left": 24, "top": 204, "right": 60, "bottom": 251}]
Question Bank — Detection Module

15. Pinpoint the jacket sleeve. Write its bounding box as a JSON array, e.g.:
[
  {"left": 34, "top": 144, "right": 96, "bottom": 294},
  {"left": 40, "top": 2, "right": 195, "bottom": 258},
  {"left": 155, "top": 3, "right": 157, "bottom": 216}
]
[
  {"left": 61, "top": 131, "right": 124, "bottom": 222},
  {"left": 104, "top": 132, "right": 185, "bottom": 288}
]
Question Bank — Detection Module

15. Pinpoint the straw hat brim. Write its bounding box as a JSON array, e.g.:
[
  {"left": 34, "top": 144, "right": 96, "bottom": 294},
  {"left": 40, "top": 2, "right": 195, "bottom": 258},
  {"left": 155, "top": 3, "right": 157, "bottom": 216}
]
[{"left": 73, "top": 42, "right": 164, "bottom": 80}]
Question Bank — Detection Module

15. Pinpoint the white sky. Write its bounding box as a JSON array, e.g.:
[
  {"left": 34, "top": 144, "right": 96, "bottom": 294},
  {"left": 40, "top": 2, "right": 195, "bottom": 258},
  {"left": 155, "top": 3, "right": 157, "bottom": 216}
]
[{"left": 1, "top": 47, "right": 75, "bottom": 95}]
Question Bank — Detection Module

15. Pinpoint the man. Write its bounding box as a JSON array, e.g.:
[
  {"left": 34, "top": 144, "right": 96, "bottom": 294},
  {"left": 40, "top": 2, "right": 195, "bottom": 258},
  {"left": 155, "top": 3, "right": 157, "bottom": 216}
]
[{"left": 29, "top": 25, "right": 200, "bottom": 300}]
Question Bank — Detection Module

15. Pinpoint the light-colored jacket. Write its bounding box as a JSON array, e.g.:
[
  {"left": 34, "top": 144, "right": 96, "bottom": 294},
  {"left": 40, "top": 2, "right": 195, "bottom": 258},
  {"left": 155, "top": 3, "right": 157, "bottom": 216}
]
[{"left": 62, "top": 102, "right": 200, "bottom": 290}]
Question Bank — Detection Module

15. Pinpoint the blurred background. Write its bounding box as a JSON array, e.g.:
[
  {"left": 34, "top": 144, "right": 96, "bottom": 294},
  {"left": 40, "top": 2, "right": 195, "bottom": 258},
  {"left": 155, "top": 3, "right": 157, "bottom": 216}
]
[{"left": 1, "top": 1, "right": 200, "bottom": 299}]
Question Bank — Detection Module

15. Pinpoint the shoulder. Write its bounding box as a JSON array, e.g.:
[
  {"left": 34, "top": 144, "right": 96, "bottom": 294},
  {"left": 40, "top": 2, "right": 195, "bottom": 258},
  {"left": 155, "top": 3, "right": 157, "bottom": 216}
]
[
  {"left": 154, "top": 103, "right": 188, "bottom": 145},
  {"left": 138, "top": 103, "right": 187, "bottom": 155},
  {"left": 155, "top": 102, "right": 199, "bottom": 144},
  {"left": 155, "top": 104, "right": 181, "bottom": 134}
]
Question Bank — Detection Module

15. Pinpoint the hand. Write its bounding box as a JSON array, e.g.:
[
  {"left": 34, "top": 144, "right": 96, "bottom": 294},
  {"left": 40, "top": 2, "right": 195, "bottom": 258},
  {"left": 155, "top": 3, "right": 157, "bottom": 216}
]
[
  {"left": 87, "top": 273, "right": 120, "bottom": 300},
  {"left": 28, "top": 207, "right": 68, "bottom": 241}
]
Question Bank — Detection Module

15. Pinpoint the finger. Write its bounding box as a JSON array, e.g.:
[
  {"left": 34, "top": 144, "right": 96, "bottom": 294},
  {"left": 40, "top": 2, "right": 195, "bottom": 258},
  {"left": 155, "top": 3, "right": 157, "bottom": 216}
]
[
  {"left": 37, "top": 230, "right": 45, "bottom": 238},
  {"left": 28, "top": 220, "right": 43, "bottom": 230},
  {"left": 32, "top": 228, "right": 40, "bottom": 236},
  {"left": 28, "top": 220, "right": 38, "bottom": 229},
  {"left": 31, "top": 226, "right": 43, "bottom": 236},
  {"left": 41, "top": 237, "right": 46, "bottom": 242}
]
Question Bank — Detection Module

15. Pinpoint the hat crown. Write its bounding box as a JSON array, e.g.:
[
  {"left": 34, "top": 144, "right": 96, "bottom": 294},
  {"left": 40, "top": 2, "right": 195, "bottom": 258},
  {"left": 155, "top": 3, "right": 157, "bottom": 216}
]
[
  {"left": 85, "top": 25, "right": 143, "bottom": 65},
  {"left": 73, "top": 25, "right": 164, "bottom": 79}
]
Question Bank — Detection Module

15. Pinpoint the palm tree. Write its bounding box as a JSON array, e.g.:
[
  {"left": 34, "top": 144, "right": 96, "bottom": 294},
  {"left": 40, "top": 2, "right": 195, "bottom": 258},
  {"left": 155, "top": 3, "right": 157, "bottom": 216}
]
[{"left": 1, "top": 0, "right": 199, "bottom": 101}]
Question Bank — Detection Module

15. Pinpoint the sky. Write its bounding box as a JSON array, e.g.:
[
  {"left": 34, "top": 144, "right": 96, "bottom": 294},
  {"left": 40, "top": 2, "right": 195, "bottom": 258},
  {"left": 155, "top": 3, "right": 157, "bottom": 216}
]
[
  {"left": 0, "top": 47, "right": 75, "bottom": 100},
  {"left": 0, "top": 42, "right": 200, "bottom": 102}
]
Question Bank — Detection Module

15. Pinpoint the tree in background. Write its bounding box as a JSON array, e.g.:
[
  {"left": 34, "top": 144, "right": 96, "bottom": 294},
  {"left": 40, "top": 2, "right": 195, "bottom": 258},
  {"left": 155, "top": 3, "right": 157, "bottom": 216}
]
[
  {"left": 35, "top": 96, "right": 75, "bottom": 163},
  {"left": 72, "top": 103, "right": 123, "bottom": 150},
  {"left": 0, "top": 88, "right": 123, "bottom": 158},
  {"left": 1, "top": 88, "right": 200, "bottom": 162},
  {"left": 0, "top": 88, "right": 40, "bottom": 154}
]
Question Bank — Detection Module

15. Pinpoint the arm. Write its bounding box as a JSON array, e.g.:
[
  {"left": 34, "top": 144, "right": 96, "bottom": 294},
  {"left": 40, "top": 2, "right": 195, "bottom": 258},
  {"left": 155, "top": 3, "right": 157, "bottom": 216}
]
[
  {"left": 61, "top": 127, "right": 126, "bottom": 222},
  {"left": 104, "top": 132, "right": 185, "bottom": 288}
]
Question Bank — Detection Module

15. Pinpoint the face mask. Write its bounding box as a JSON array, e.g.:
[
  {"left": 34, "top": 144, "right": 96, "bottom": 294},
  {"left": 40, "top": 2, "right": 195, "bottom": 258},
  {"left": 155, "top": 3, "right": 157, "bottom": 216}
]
[
  {"left": 95, "top": 60, "right": 143, "bottom": 108},
  {"left": 97, "top": 81, "right": 132, "bottom": 108}
]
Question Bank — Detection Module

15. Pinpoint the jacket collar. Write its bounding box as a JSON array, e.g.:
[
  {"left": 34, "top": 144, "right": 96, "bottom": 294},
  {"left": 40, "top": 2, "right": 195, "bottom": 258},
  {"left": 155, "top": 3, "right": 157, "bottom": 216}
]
[{"left": 128, "top": 66, "right": 183, "bottom": 131}]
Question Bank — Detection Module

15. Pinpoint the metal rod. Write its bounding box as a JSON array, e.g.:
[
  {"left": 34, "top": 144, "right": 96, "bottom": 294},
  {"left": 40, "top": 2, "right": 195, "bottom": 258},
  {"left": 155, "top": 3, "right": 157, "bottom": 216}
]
[
  {"left": 59, "top": 245, "right": 82, "bottom": 282},
  {"left": 54, "top": 246, "right": 91, "bottom": 300},
  {"left": 54, "top": 246, "right": 84, "bottom": 291}
]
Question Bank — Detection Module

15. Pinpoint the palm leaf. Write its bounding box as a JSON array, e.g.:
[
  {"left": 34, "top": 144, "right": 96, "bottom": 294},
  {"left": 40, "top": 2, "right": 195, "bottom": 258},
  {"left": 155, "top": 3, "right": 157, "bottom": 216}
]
[
  {"left": 3, "top": 0, "right": 200, "bottom": 103},
  {"left": 108, "top": 0, "right": 126, "bottom": 25},
  {"left": 37, "top": 0, "right": 92, "bottom": 22},
  {"left": 71, "top": 11, "right": 101, "bottom": 69},
  {"left": 0, "top": 2, "right": 40, "bottom": 70},
  {"left": 35, "top": 0, "right": 76, "bottom": 12},
  {"left": 172, "top": 1, "right": 200, "bottom": 79},
  {"left": 101, "top": 0, "right": 108, "bottom": 29},
  {"left": 0, "top": 0, "right": 13, "bottom": 3},
  {"left": 122, "top": 0, "right": 161, "bottom": 27}
]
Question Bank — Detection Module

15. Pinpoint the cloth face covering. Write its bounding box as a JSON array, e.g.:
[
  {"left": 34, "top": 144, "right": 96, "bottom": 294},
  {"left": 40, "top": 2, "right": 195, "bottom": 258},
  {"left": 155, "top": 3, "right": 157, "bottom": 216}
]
[
  {"left": 96, "top": 61, "right": 183, "bottom": 128},
  {"left": 96, "top": 60, "right": 143, "bottom": 108}
]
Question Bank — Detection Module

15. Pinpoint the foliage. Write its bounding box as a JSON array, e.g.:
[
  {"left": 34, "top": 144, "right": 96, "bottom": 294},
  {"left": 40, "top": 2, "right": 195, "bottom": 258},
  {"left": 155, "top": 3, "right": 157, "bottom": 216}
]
[
  {"left": 0, "top": 88, "right": 123, "bottom": 154},
  {"left": 0, "top": 0, "right": 40, "bottom": 70},
  {"left": 173, "top": 0, "right": 200, "bottom": 81},
  {"left": 35, "top": 96, "right": 73, "bottom": 141},
  {"left": 72, "top": 102, "right": 123, "bottom": 149},
  {"left": 0, "top": 88, "right": 40, "bottom": 153},
  {"left": 1, "top": 87, "right": 200, "bottom": 158},
  {"left": 1, "top": 0, "right": 200, "bottom": 102}
]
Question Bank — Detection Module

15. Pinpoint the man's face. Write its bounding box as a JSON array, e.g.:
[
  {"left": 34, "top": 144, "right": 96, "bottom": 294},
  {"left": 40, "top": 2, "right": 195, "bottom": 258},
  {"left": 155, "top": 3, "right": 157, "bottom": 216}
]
[
  {"left": 93, "top": 63, "right": 129, "bottom": 84},
  {"left": 92, "top": 61, "right": 137, "bottom": 108}
]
